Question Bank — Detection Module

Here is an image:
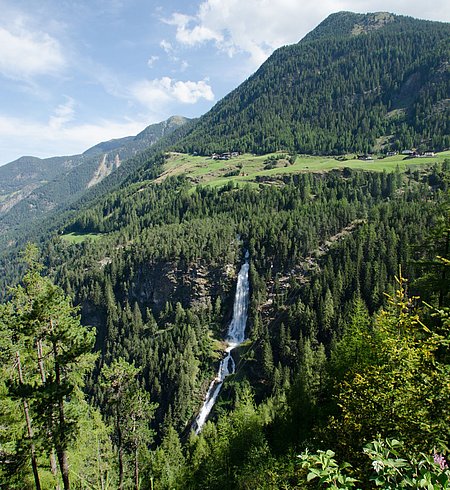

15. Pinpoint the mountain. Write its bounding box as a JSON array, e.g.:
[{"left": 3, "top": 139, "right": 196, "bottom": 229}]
[
  {"left": 0, "top": 115, "right": 189, "bottom": 232},
  {"left": 174, "top": 11, "right": 450, "bottom": 155},
  {"left": 1, "top": 12, "right": 449, "bottom": 488}
]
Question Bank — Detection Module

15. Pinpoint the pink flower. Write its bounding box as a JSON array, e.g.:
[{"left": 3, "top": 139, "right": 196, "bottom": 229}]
[{"left": 434, "top": 452, "right": 448, "bottom": 471}]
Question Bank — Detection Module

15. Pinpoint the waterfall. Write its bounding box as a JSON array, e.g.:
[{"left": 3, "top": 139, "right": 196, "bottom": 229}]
[{"left": 193, "top": 251, "right": 250, "bottom": 434}]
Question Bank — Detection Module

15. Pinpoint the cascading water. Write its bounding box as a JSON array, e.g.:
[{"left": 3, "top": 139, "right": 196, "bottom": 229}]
[{"left": 193, "top": 251, "right": 250, "bottom": 434}]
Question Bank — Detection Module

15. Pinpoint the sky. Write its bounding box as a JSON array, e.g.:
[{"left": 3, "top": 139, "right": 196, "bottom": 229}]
[{"left": 0, "top": 0, "right": 448, "bottom": 166}]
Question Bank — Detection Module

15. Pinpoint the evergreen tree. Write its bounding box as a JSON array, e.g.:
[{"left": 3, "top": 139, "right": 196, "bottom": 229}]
[
  {"left": 100, "top": 358, "right": 156, "bottom": 490},
  {"left": 0, "top": 244, "right": 96, "bottom": 489}
]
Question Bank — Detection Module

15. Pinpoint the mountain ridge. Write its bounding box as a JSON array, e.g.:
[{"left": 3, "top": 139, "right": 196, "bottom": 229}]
[
  {"left": 0, "top": 115, "right": 189, "bottom": 233},
  {"left": 173, "top": 11, "right": 449, "bottom": 155},
  {"left": 0, "top": 12, "right": 448, "bottom": 253}
]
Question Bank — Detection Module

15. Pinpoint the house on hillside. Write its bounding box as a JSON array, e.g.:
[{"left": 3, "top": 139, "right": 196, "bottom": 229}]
[
  {"left": 358, "top": 154, "right": 374, "bottom": 161},
  {"left": 211, "top": 152, "right": 233, "bottom": 160}
]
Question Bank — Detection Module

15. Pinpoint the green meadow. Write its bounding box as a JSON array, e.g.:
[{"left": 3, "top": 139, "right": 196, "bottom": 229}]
[
  {"left": 159, "top": 150, "right": 450, "bottom": 187},
  {"left": 60, "top": 232, "right": 104, "bottom": 243}
]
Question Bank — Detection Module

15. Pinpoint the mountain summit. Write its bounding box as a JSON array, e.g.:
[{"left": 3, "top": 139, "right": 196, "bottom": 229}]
[
  {"left": 175, "top": 12, "right": 449, "bottom": 155},
  {"left": 302, "top": 11, "right": 397, "bottom": 41}
]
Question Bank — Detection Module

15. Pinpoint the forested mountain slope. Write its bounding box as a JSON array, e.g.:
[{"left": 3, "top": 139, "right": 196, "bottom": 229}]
[
  {"left": 175, "top": 11, "right": 450, "bottom": 155},
  {"left": 1, "top": 10, "right": 450, "bottom": 490},
  {"left": 0, "top": 116, "right": 189, "bottom": 233},
  {"left": 2, "top": 160, "right": 448, "bottom": 488}
]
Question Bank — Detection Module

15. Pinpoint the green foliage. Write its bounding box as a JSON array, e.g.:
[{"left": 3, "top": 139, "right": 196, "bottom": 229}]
[
  {"left": 332, "top": 272, "right": 450, "bottom": 457},
  {"left": 67, "top": 404, "right": 117, "bottom": 489},
  {"left": 0, "top": 244, "right": 97, "bottom": 488},
  {"left": 364, "top": 438, "right": 450, "bottom": 489},
  {"left": 295, "top": 438, "right": 450, "bottom": 489},
  {"left": 181, "top": 388, "right": 272, "bottom": 490},
  {"left": 149, "top": 426, "right": 185, "bottom": 490},
  {"left": 100, "top": 358, "right": 156, "bottom": 490},
  {"left": 297, "top": 449, "right": 358, "bottom": 489},
  {"left": 329, "top": 297, "right": 373, "bottom": 381}
]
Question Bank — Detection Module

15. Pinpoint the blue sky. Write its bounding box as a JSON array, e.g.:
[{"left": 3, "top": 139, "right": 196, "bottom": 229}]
[{"left": 0, "top": 0, "right": 448, "bottom": 165}]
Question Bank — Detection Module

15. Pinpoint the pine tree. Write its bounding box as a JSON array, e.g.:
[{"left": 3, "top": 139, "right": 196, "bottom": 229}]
[
  {"left": 101, "top": 358, "right": 156, "bottom": 490},
  {"left": 0, "top": 244, "right": 96, "bottom": 489}
]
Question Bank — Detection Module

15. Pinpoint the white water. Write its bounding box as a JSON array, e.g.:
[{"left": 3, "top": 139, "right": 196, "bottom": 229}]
[{"left": 193, "top": 251, "right": 250, "bottom": 434}]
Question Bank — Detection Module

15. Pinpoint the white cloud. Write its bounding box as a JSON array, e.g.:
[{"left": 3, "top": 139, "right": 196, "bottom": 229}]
[
  {"left": 0, "top": 23, "right": 66, "bottom": 80},
  {"left": 165, "top": 12, "right": 222, "bottom": 45},
  {"left": 147, "top": 55, "right": 159, "bottom": 68},
  {"left": 166, "top": 0, "right": 450, "bottom": 67},
  {"left": 131, "top": 77, "right": 214, "bottom": 109},
  {"left": 0, "top": 110, "right": 149, "bottom": 164},
  {"left": 160, "top": 40, "right": 173, "bottom": 53},
  {"left": 132, "top": 77, "right": 173, "bottom": 107},
  {"left": 48, "top": 97, "right": 75, "bottom": 130},
  {"left": 172, "top": 79, "right": 214, "bottom": 103}
]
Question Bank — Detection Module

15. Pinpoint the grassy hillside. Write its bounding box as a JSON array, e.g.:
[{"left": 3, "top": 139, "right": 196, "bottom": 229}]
[{"left": 157, "top": 150, "right": 450, "bottom": 187}]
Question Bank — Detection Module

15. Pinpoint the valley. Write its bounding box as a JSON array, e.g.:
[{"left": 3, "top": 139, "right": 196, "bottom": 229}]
[{"left": 0, "top": 9, "right": 449, "bottom": 490}]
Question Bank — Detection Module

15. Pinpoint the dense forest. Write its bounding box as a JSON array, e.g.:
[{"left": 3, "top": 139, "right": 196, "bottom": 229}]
[
  {"left": 0, "top": 9, "right": 449, "bottom": 490},
  {"left": 1, "top": 158, "right": 449, "bottom": 488},
  {"left": 175, "top": 12, "right": 450, "bottom": 155}
]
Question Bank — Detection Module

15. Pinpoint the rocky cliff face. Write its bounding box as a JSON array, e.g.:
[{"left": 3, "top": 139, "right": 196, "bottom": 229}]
[
  {"left": 78, "top": 253, "right": 240, "bottom": 343},
  {"left": 130, "top": 260, "right": 237, "bottom": 312}
]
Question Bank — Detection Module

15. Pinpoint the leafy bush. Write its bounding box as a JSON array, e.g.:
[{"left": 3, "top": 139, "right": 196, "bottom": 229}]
[{"left": 296, "top": 439, "right": 450, "bottom": 489}]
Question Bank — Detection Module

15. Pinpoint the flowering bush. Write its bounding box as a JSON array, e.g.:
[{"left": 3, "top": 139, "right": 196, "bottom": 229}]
[
  {"left": 363, "top": 438, "right": 450, "bottom": 489},
  {"left": 296, "top": 438, "right": 450, "bottom": 489}
]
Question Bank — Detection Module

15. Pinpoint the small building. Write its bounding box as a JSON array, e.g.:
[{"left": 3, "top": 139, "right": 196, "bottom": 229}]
[
  {"left": 358, "top": 154, "right": 374, "bottom": 161},
  {"left": 212, "top": 152, "right": 234, "bottom": 160}
]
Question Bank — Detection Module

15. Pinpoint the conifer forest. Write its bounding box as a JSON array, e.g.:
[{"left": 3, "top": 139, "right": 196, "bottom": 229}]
[{"left": 0, "top": 10, "right": 449, "bottom": 490}]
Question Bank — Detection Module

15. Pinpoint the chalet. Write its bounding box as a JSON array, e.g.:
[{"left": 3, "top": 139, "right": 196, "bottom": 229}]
[
  {"left": 211, "top": 152, "right": 232, "bottom": 160},
  {"left": 424, "top": 151, "right": 435, "bottom": 157},
  {"left": 401, "top": 150, "right": 414, "bottom": 155},
  {"left": 358, "top": 154, "right": 374, "bottom": 161},
  {"left": 386, "top": 151, "right": 397, "bottom": 157}
]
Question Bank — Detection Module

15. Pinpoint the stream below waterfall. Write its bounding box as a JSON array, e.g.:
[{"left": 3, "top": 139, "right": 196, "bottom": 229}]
[{"left": 193, "top": 251, "right": 250, "bottom": 434}]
